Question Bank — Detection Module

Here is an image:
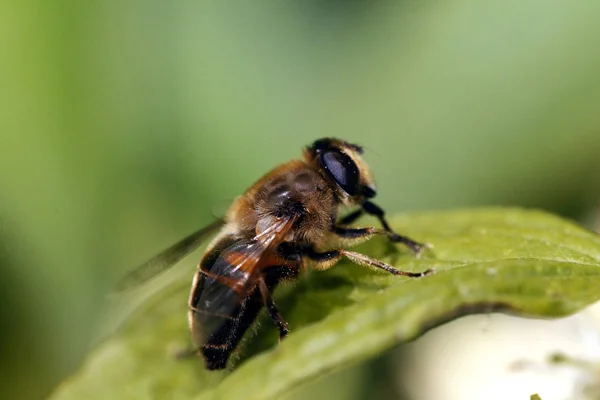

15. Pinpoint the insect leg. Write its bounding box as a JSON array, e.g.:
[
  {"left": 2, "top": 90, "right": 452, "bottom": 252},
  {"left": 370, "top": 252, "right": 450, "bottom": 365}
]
[
  {"left": 332, "top": 225, "right": 423, "bottom": 252},
  {"left": 362, "top": 200, "right": 427, "bottom": 254},
  {"left": 304, "top": 248, "right": 343, "bottom": 270},
  {"left": 258, "top": 277, "right": 289, "bottom": 340},
  {"left": 330, "top": 226, "right": 379, "bottom": 249},
  {"left": 306, "top": 247, "right": 433, "bottom": 277},
  {"left": 340, "top": 250, "right": 433, "bottom": 277}
]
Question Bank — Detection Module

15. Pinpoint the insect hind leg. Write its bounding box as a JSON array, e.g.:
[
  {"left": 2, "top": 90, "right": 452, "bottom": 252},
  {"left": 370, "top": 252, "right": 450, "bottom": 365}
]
[{"left": 258, "top": 277, "right": 289, "bottom": 340}]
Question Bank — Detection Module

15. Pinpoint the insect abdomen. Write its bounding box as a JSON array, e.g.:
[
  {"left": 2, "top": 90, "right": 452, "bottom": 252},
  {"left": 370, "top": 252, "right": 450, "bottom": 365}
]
[
  {"left": 189, "top": 239, "right": 273, "bottom": 369},
  {"left": 200, "top": 286, "right": 264, "bottom": 369},
  {"left": 189, "top": 239, "right": 298, "bottom": 369},
  {"left": 189, "top": 240, "right": 248, "bottom": 366}
]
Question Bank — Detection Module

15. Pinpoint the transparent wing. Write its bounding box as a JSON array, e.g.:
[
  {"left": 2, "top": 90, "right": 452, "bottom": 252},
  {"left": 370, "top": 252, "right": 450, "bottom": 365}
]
[
  {"left": 197, "top": 215, "right": 300, "bottom": 305},
  {"left": 190, "top": 215, "right": 299, "bottom": 344},
  {"left": 115, "top": 218, "right": 225, "bottom": 292},
  {"left": 232, "top": 215, "right": 299, "bottom": 274}
]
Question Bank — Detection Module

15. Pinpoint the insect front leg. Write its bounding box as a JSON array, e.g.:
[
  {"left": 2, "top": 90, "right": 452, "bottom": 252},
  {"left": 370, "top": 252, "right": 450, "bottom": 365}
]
[
  {"left": 330, "top": 225, "right": 421, "bottom": 255},
  {"left": 360, "top": 201, "right": 428, "bottom": 254}
]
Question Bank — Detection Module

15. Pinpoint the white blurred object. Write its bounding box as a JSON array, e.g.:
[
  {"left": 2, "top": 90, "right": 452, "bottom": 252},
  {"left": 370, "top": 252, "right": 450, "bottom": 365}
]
[{"left": 396, "top": 301, "right": 600, "bottom": 400}]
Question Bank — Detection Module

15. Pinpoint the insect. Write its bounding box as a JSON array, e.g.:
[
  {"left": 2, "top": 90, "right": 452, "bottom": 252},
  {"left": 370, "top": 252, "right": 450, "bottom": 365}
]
[{"left": 118, "top": 138, "right": 432, "bottom": 370}]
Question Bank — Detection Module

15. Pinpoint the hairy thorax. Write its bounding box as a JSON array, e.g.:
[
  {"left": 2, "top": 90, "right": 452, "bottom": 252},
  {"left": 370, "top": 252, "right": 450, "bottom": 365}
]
[{"left": 227, "top": 160, "right": 337, "bottom": 246}]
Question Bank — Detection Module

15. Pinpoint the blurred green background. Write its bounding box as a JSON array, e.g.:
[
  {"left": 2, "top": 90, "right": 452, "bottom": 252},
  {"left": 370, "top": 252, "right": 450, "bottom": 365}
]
[{"left": 2, "top": 2, "right": 600, "bottom": 399}]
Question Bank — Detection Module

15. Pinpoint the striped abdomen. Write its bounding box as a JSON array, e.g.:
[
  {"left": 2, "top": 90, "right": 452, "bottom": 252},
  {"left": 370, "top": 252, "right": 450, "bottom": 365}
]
[{"left": 188, "top": 238, "right": 298, "bottom": 369}]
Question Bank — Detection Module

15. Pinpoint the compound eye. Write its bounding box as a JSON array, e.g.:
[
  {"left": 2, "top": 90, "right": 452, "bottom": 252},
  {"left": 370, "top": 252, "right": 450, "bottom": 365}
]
[{"left": 321, "top": 150, "right": 359, "bottom": 195}]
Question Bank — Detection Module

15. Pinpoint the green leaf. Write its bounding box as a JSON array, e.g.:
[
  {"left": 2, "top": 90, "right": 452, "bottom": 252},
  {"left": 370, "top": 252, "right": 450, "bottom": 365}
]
[{"left": 50, "top": 208, "right": 600, "bottom": 400}]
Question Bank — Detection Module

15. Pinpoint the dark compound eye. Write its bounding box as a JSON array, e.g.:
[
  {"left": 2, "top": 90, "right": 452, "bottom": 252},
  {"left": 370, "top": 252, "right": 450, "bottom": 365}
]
[
  {"left": 321, "top": 150, "right": 360, "bottom": 195},
  {"left": 311, "top": 138, "right": 330, "bottom": 152}
]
